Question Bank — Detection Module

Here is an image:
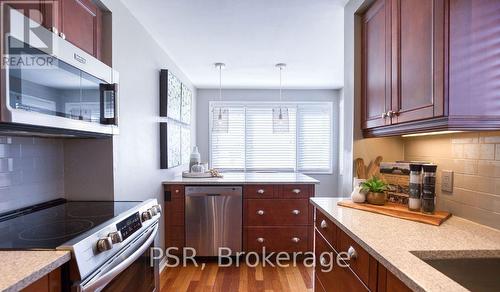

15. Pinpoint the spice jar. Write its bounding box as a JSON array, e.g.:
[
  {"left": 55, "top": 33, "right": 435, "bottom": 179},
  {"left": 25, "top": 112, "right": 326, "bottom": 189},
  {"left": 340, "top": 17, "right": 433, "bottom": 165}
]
[
  {"left": 408, "top": 164, "right": 423, "bottom": 211},
  {"left": 422, "top": 164, "right": 437, "bottom": 214}
]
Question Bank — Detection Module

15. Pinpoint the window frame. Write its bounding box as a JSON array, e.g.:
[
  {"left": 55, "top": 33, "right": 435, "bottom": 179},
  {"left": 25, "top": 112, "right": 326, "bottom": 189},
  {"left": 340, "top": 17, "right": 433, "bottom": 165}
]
[{"left": 209, "top": 101, "right": 334, "bottom": 174}]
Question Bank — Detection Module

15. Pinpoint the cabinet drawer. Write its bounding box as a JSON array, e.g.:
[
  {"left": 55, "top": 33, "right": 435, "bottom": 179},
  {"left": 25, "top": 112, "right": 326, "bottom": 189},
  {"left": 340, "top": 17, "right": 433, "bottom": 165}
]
[
  {"left": 338, "top": 229, "right": 371, "bottom": 287},
  {"left": 245, "top": 199, "right": 309, "bottom": 226},
  {"left": 244, "top": 185, "right": 276, "bottom": 199},
  {"left": 315, "top": 210, "right": 338, "bottom": 250},
  {"left": 246, "top": 227, "right": 309, "bottom": 253},
  {"left": 281, "top": 184, "right": 313, "bottom": 198},
  {"left": 314, "top": 231, "right": 369, "bottom": 292}
]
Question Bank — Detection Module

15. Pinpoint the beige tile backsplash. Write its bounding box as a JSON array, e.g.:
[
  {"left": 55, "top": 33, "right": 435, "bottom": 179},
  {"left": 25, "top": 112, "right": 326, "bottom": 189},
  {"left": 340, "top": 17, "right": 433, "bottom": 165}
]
[{"left": 403, "top": 131, "right": 500, "bottom": 230}]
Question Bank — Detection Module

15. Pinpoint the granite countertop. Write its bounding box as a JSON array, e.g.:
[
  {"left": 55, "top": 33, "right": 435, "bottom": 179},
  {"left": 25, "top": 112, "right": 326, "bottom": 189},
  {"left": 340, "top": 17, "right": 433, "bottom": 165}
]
[
  {"left": 163, "top": 172, "right": 320, "bottom": 185},
  {"left": 0, "top": 251, "right": 70, "bottom": 292},
  {"left": 310, "top": 197, "right": 500, "bottom": 292}
]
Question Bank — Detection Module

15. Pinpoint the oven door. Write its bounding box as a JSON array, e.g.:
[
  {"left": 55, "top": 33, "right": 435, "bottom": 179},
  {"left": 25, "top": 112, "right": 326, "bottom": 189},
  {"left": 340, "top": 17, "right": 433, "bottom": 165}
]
[{"left": 78, "top": 222, "right": 159, "bottom": 292}]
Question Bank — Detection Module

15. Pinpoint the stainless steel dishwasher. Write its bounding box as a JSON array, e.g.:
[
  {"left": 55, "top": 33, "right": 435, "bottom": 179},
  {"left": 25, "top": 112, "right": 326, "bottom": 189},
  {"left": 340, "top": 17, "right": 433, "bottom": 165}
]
[{"left": 185, "top": 186, "right": 242, "bottom": 256}]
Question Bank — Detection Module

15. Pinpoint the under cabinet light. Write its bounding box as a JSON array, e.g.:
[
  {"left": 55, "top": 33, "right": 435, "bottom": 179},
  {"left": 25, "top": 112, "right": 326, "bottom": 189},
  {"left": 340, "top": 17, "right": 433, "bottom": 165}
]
[{"left": 401, "top": 131, "right": 463, "bottom": 137}]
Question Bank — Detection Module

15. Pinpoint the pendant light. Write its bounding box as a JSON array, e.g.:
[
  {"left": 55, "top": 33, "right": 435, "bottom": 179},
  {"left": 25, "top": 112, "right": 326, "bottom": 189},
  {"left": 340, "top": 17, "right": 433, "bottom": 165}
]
[
  {"left": 273, "top": 63, "right": 289, "bottom": 133},
  {"left": 212, "top": 62, "right": 229, "bottom": 133}
]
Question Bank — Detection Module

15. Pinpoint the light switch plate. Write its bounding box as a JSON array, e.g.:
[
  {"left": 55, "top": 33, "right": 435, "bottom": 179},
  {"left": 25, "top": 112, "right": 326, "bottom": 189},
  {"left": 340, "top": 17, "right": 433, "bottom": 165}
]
[{"left": 441, "top": 170, "right": 454, "bottom": 192}]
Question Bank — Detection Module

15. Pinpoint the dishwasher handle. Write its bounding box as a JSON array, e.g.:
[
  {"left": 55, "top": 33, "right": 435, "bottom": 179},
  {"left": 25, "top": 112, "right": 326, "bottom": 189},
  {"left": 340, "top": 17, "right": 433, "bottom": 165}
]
[{"left": 185, "top": 186, "right": 243, "bottom": 197}]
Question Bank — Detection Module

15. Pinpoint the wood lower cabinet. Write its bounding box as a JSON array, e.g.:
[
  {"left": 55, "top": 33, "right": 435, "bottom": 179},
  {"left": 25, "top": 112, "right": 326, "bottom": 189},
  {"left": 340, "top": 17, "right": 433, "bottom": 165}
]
[
  {"left": 164, "top": 183, "right": 315, "bottom": 255},
  {"left": 21, "top": 268, "right": 61, "bottom": 292},
  {"left": 361, "top": 0, "right": 500, "bottom": 137},
  {"left": 243, "top": 184, "right": 315, "bottom": 253},
  {"left": 164, "top": 184, "right": 185, "bottom": 255},
  {"left": 315, "top": 231, "right": 370, "bottom": 292},
  {"left": 314, "top": 207, "right": 411, "bottom": 292},
  {"left": 246, "top": 226, "right": 309, "bottom": 253}
]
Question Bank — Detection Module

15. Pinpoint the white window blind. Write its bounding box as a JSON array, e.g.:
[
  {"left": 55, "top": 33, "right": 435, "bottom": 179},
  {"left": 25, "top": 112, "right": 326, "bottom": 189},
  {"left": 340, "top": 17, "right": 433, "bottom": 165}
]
[
  {"left": 210, "top": 102, "right": 333, "bottom": 174},
  {"left": 210, "top": 107, "right": 245, "bottom": 170},
  {"left": 246, "top": 107, "right": 297, "bottom": 171},
  {"left": 297, "top": 105, "right": 332, "bottom": 172}
]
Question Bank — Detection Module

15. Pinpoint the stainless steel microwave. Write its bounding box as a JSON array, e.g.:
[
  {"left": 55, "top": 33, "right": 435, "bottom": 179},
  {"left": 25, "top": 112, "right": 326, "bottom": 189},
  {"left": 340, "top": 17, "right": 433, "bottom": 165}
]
[{"left": 0, "top": 7, "right": 118, "bottom": 136}]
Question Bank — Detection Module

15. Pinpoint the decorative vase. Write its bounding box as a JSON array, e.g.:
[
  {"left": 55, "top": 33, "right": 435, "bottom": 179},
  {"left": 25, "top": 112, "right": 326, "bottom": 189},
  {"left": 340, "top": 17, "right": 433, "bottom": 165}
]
[
  {"left": 351, "top": 186, "right": 366, "bottom": 203},
  {"left": 366, "top": 192, "right": 387, "bottom": 205}
]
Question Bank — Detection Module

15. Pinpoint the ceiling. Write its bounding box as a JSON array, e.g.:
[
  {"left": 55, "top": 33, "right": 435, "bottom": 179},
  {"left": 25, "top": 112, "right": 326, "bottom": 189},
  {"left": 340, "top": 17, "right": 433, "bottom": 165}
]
[{"left": 121, "top": 0, "right": 347, "bottom": 89}]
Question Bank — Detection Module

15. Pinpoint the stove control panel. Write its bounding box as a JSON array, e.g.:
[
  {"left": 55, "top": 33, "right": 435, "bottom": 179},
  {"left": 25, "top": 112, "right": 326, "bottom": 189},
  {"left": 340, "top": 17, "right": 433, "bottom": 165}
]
[{"left": 116, "top": 212, "right": 142, "bottom": 241}]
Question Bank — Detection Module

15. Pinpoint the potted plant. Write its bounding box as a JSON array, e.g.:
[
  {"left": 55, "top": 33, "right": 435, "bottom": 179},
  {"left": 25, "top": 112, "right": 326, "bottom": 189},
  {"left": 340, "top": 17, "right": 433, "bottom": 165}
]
[{"left": 360, "top": 177, "right": 388, "bottom": 205}]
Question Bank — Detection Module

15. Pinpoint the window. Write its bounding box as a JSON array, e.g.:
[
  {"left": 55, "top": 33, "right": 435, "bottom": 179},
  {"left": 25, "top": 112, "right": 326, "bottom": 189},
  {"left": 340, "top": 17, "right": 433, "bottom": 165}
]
[{"left": 210, "top": 102, "right": 333, "bottom": 173}]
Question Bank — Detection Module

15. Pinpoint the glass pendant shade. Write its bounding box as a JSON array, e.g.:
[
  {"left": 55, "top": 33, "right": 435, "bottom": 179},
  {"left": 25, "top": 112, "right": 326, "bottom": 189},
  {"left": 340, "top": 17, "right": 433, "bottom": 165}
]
[
  {"left": 212, "top": 107, "right": 229, "bottom": 133},
  {"left": 273, "top": 63, "right": 289, "bottom": 133},
  {"left": 272, "top": 107, "right": 289, "bottom": 133}
]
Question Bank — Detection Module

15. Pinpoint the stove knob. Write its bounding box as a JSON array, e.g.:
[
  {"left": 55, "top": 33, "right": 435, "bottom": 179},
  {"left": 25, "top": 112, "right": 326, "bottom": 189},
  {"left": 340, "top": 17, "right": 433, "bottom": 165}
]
[
  {"left": 153, "top": 204, "right": 162, "bottom": 214},
  {"left": 149, "top": 207, "right": 158, "bottom": 216},
  {"left": 108, "top": 231, "right": 123, "bottom": 244},
  {"left": 96, "top": 237, "right": 113, "bottom": 252},
  {"left": 141, "top": 210, "right": 153, "bottom": 222}
]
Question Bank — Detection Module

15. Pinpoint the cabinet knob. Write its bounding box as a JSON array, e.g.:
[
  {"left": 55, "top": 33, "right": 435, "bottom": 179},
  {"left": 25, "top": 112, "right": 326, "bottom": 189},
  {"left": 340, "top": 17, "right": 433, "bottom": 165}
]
[
  {"left": 59, "top": 32, "right": 66, "bottom": 40},
  {"left": 292, "top": 189, "right": 301, "bottom": 194},
  {"left": 256, "top": 210, "right": 265, "bottom": 216},
  {"left": 50, "top": 27, "right": 59, "bottom": 34},
  {"left": 257, "top": 189, "right": 265, "bottom": 194},
  {"left": 320, "top": 220, "right": 328, "bottom": 229},
  {"left": 387, "top": 110, "right": 399, "bottom": 118},
  {"left": 291, "top": 237, "right": 300, "bottom": 243},
  {"left": 292, "top": 209, "right": 300, "bottom": 215},
  {"left": 381, "top": 112, "right": 389, "bottom": 119},
  {"left": 320, "top": 255, "right": 328, "bottom": 266},
  {"left": 175, "top": 189, "right": 180, "bottom": 193},
  {"left": 347, "top": 246, "right": 358, "bottom": 260},
  {"left": 256, "top": 237, "right": 265, "bottom": 243}
]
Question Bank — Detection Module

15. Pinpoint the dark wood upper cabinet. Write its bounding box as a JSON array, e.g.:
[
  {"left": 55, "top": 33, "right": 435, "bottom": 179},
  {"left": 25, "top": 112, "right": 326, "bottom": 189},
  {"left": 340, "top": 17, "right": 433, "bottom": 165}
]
[
  {"left": 449, "top": 0, "right": 500, "bottom": 118},
  {"left": 2, "top": 0, "right": 104, "bottom": 61},
  {"left": 61, "top": 0, "right": 101, "bottom": 59},
  {"left": 391, "top": 0, "right": 445, "bottom": 124},
  {"left": 361, "top": 0, "right": 392, "bottom": 129},
  {"left": 361, "top": 0, "right": 500, "bottom": 137}
]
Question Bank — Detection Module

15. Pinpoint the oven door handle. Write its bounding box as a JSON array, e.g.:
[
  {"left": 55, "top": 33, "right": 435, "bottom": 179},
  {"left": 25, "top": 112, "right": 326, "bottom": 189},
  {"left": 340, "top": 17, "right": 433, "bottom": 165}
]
[{"left": 79, "top": 223, "right": 159, "bottom": 292}]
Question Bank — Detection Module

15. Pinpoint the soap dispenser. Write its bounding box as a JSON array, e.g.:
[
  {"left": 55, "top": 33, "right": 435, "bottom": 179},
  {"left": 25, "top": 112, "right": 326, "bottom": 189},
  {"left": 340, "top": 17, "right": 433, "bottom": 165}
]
[{"left": 189, "top": 146, "right": 201, "bottom": 172}]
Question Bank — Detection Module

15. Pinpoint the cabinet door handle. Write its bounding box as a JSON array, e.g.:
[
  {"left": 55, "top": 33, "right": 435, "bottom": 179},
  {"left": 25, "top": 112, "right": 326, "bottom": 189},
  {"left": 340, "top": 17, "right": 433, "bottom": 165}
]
[
  {"left": 257, "top": 189, "right": 265, "bottom": 194},
  {"left": 256, "top": 210, "right": 265, "bottom": 216},
  {"left": 59, "top": 32, "right": 66, "bottom": 40},
  {"left": 320, "top": 220, "right": 328, "bottom": 229},
  {"left": 291, "top": 237, "right": 300, "bottom": 243},
  {"left": 257, "top": 237, "right": 265, "bottom": 243},
  {"left": 292, "top": 189, "right": 301, "bottom": 194},
  {"left": 292, "top": 209, "right": 300, "bottom": 215},
  {"left": 347, "top": 246, "right": 358, "bottom": 260}
]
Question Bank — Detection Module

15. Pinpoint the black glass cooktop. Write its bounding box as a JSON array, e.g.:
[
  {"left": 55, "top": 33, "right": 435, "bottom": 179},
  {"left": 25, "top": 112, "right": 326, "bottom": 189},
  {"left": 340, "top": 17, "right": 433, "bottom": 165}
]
[{"left": 0, "top": 199, "right": 140, "bottom": 250}]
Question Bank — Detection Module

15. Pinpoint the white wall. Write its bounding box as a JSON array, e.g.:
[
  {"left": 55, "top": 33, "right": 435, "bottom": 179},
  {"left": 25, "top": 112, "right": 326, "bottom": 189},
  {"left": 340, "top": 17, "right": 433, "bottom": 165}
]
[
  {"left": 99, "top": 0, "right": 196, "bottom": 250},
  {"left": 196, "top": 89, "right": 339, "bottom": 196}
]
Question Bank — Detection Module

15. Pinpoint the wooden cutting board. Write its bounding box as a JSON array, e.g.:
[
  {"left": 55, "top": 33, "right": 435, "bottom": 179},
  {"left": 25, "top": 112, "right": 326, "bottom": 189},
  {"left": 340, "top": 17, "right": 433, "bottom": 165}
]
[{"left": 337, "top": 200, "right": 451, "bottom": 226}]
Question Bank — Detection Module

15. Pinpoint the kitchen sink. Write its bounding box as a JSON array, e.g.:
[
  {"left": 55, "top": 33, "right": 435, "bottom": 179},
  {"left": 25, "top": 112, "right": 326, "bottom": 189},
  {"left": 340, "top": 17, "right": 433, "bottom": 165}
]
[{"left": 419, "top": 256, "right": 500, "bottom": 292}]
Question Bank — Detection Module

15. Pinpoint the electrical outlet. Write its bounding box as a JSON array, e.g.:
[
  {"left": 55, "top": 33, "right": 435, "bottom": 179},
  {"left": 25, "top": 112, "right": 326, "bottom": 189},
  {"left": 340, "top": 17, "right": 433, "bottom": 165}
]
[{"left": 441, "top": 170, "right": 454, "bottom": 192}]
